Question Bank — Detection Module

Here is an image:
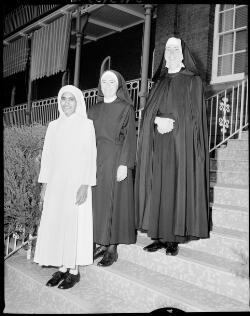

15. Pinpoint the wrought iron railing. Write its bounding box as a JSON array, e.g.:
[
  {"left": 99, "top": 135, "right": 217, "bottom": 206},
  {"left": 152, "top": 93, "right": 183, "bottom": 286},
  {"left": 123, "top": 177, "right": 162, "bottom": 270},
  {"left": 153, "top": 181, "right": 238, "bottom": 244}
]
[
  {"left": 3, "top": 77, "right": 248, "bottom": 151},
  {"left": 4, "top": 228, "right": 35, "bottom": 260},
  {"left": 3, "top": 77, "right": 248, "bottom": 260},
  {"left": 3, "top": 78, "right": 144, "bottom": 127},
  {"left": 206, "top": 76, "right": 248, "bottom": 152}
]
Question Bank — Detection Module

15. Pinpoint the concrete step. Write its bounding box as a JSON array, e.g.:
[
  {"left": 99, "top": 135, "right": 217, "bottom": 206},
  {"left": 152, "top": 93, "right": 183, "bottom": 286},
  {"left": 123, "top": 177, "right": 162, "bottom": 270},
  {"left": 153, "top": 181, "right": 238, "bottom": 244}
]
[
  {"left": 240, "top": 131, "right": 249, "bottom": 140},
  {"left": 215, "top": 148, "right": 248, "bottom": 160},
  {"left": 4, "top": 252, "right": 139, "bottom": 314},
  {"left": 227, "top": 138, "right": 249, "bottom": 150},
  {"left": 87, "top": 257, "right": 249, "bottom": 312},
  {"left": 210, "top": 169, "right": 248, "bottom": 186},
  {"left": 211, "top": 203, "right": 249, "bottom": 232},
  {"left": 118, "top": 234, "right": 249, "bottom": 305},
  {"left": 210, "top": 183, "right": 248, "bottom": 208},
  {"left": 210, "top": 158, "right": 248, "bottom": 172},
  {"left": 180, "top": 226, "right": 248, "bottom": 263}
]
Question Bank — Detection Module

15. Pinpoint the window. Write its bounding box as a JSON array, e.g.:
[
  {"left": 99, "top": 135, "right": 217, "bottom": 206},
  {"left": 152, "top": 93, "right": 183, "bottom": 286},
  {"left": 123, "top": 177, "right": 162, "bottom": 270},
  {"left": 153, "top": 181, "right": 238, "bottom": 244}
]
[{"left": 211, "top": 4, "right": 247, "bottom": 83}]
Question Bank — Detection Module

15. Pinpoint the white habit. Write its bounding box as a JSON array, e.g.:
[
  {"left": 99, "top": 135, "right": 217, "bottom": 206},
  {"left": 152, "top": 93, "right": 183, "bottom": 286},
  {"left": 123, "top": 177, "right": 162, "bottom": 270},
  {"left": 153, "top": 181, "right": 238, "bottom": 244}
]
[{"left": 34, "top": 85, "right": 97, "bottom": 268}]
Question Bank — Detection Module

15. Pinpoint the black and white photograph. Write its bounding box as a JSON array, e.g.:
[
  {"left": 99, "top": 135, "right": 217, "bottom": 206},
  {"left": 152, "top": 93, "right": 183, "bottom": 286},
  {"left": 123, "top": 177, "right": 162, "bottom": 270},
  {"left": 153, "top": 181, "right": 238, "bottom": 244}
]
[{"left": 3, "top": 2, "right": 249, "bottom": 313}]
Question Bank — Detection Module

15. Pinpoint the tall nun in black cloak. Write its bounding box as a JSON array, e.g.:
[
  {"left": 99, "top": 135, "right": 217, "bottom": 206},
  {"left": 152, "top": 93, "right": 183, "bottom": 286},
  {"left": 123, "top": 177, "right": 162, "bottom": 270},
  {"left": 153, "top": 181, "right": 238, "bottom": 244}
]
[
  {"left": 135, "top": 36, "right": 211, "bottom": 256},
  {"left": 88, "top": 70, "right": 137, "bottom": 267}
]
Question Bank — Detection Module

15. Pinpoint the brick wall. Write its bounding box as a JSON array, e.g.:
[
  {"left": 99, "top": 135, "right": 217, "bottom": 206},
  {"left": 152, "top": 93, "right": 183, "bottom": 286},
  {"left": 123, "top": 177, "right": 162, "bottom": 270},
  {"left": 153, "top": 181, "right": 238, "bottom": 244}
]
[
  {"left": 153, "top": 4, "right": 177, "bottom": 77},
  {"left": 154, "top": 4, "right": 212, "bottom": 83}
]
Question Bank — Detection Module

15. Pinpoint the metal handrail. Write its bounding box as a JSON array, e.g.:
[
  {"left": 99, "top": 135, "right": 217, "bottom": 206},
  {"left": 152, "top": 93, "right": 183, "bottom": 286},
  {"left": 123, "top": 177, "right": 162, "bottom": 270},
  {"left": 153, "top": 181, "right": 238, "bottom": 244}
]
[
  {"left": 206, "top": 76, "right": 248, "bottom": 152},
  {"left": 3, "top": 77, "right": 248, "bottom": 261},
  {"left": 3, "top": 77, "right": 248, "bottom": 150},
  {"left": 3, "top": 78, "right": 143, "bottom": 125},
  {"left": 4, "top": 235, "right": 37, "bottom": 260}
]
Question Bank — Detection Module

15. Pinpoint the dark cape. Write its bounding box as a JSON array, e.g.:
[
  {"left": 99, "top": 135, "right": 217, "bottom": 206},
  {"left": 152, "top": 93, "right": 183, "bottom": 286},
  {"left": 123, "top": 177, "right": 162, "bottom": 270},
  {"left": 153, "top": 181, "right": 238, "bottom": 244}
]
[
  {"left": 134, "top": 38, "right": 211, "bottom": 242},
  {"left": 88, "top": 70, "right": 137, "bottom": 245}
]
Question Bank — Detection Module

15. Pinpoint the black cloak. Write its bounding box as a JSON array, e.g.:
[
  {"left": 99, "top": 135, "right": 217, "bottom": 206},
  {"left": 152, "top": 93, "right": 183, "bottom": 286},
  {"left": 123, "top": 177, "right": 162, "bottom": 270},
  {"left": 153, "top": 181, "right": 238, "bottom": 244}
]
[
  {"left": 134, "top": 37, "right": 210, "bottom": 242},
  {"left": 88, "top": 70, "right": 137, "bottom": 245}
]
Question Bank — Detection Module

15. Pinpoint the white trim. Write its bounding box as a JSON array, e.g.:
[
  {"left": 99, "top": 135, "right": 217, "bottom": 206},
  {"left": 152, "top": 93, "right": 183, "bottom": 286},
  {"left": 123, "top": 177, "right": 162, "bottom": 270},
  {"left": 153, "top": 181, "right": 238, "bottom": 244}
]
[
  {"left": 119, "top": 19, "right": 144, "bottom": 31},
  {"left": 219, "top": 4, "right": 245, "bottom": 13},
  {"left": 79, "top": 4, "right": 105, "bottom": 15},
  {"left": 18, "top": 32, "right": 27, "bottom": 37},
  {"left": 85, "top": 35, "right": 98, "bottom": 41},
  {"left": 90, "top": 30, "right": 116, "bottom": 41},
  {"left": 218, "top": 49, "right": 246, "bottom": 58},
  {"left": 211, "top": 4, "right": 220, "bottom": 82},
  {"left": 83, "top": 39, "right": 91, "bottom": 45},
  {"left": 210, "top": 73, "right": 245, "bottom": 84},
  {"left": 232, "top": 5, "right": 236, "bottom": 74},
  {"left": 108, "top": 4, "right": 145, "bottom": 19},
  {"left": 83, "top": 20, "right": 144, "bottom": 44},
  {"left": 72, "top": 28, "right": 116, "bottom": 42},
  {"left": 88, "top": 17, "right": 122, "bottom": 32},
  {"left": 211, "top": 4, "right": 247, "bottom": 84},
  {"left": 60, "top": 9, "right": 70, "bottom": 15},
  {"left": 218, "top": 25, "right": 247, "bottom": 36},
  {"left": 38, "top": 22, "right": 47, "bottom": 27}
]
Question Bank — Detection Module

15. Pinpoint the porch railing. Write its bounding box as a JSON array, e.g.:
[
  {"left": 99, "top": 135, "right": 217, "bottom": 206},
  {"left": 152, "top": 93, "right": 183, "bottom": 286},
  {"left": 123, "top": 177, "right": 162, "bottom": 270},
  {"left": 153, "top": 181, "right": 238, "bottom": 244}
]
[
  {"left": 3, "top": 77, "right": 248, "bottom": 152},
  {"left": 207, "top": 76, "right": 248, "bottom": 153},
  {"left": 4, "top": 229, "right": 36, "bottom": 260},
  {"left": 3, "top": 76, "right": 248, "bottom": 260},
  {"left": 3, "top": 78, "right": 146, "bottom": 127}
]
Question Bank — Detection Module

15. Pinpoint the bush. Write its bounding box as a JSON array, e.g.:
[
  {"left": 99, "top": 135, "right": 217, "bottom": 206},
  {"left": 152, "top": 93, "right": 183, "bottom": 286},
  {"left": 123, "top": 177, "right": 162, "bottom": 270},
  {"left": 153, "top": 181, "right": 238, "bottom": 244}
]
[{"left": 4, "top": 123, "right": 48, "bottom": 237}]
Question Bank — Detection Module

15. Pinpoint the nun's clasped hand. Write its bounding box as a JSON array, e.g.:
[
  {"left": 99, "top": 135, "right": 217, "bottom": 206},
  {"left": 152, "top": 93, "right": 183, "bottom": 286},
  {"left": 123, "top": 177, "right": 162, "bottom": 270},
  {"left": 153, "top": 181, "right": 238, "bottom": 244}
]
[
  {"left": 117, "top": 165, "right": 127, "bottom": 182},
  {"left": 154, "top": 116, "right": 175, "bottom": 134},
  {"left": 75, "top": 184, "right": 88, "bottom": 205}
]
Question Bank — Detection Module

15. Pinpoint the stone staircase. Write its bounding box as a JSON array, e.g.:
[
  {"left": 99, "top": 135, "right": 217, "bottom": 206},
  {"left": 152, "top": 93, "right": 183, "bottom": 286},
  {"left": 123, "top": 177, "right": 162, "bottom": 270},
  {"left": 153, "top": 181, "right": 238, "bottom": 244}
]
[{"left": 4, "top": 131, "right": 249, "bottom": 313}]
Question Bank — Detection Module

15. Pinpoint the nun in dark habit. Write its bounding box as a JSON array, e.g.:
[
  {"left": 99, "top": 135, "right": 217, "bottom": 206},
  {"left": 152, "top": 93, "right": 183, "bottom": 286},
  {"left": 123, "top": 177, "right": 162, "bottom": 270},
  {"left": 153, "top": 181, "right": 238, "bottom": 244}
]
[
  {"left": 135, "top": 37, "right": 210, "bottom": 256},
  {"left": 88, "top": 70, "right": 137, "bottom": 267}
]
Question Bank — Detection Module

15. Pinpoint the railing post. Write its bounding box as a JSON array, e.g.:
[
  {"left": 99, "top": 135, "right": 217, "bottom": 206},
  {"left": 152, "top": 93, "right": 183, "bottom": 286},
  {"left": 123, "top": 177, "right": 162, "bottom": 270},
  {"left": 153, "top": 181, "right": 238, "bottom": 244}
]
[
  {"left": 5, "top": 235, "right": 10, "bottom": 257},
  {"left": 26, "top": 35, "right": 33, "bottom": 125},
  {"left": 27, "top": 233, "right": 33, "bottom": 260},
  {"left": 11, "top": 85, "right": 16, "bottom": 107},
  {"left": 219, "top": 92, "right": 230, "bottom": 142},
  {"left": 239, "top": 79, "right": 245, "bottom": 139}
]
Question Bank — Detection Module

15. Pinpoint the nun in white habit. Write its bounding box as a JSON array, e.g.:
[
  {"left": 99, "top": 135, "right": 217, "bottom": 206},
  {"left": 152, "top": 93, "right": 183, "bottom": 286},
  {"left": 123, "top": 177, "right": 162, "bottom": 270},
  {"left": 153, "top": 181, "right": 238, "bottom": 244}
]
[{"left": 34, "top": 85, "right": 97, "bottom": 289}]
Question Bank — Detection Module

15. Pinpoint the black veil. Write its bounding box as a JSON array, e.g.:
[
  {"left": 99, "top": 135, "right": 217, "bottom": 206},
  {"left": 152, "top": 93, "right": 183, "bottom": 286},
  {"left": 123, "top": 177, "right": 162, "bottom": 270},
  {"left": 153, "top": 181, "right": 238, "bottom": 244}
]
[
  {"left": 152, "top": 36, "right": 200, "bottom": 83},
  {"left": 97, "top": 70, "right": 133, "bottom": 106}
]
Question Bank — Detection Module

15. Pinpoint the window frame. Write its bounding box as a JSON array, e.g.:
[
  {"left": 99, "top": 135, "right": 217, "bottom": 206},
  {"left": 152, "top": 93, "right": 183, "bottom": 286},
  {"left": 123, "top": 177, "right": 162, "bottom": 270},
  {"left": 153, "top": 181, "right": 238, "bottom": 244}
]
[{"left": 211, "top": 4, "right": 247, "bottom": 84}]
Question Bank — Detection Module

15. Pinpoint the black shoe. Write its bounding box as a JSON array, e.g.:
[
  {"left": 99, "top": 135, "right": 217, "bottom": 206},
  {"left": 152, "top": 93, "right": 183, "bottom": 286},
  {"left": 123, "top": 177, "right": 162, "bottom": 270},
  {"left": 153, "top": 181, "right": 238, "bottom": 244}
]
[
  {"left": 93, "top": 246, "right": 107, "bottom": 260},
  {"left": 46, "top": 271, "right": 67, "bottom": 287},
  {"left": 58, "top": 272, "right": 80, "bottom": 289},
  {"left": 143, "top": 240, "right": 167, "bottom": 252},
  {"left": 97, "top": 251, "right": 118, "bottom": 267},
  {"left": 165, "top": 242, "right": 179, "bottom": 256}
]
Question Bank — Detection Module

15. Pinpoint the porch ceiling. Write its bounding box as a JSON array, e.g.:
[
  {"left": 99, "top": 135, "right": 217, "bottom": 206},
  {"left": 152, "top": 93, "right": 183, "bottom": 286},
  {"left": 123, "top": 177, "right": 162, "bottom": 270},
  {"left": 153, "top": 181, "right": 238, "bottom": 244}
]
[
  {"left": 75, "top": 4, "right": 146, "bottom": 46},
  {"left": 4, "top": 4, "right": 146, "bottom": 47}
]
